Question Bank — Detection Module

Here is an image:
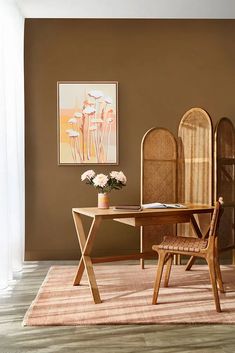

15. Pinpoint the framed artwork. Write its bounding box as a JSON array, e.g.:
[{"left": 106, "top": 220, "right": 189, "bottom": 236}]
[{"left": 57, "top": 81, "right": 118, "bottom": 165}]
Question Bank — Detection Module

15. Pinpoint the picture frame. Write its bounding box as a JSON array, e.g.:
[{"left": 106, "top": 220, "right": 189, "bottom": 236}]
[{"left": 57, "top": 81, "right": 118, "bottom": 165}]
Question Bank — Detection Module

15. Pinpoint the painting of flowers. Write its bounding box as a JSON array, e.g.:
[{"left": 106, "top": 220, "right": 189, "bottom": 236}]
[{"left": 58, "top": 81, "right": 118, "bottom": 164}]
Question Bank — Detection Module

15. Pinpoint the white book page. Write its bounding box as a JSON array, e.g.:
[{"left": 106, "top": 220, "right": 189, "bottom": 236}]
[{"left": 142, "top": 202, "right": 187, "bottom": 209}]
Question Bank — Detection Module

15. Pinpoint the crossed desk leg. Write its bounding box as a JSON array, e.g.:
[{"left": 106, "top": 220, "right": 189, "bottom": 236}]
[{"left": 72, "top": 211, "right": 102, "bottom": 304}]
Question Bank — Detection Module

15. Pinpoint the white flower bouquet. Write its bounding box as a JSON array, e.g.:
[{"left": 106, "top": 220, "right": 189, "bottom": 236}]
[{"left": 81, "top": 170, "right": 127, "bottom": 194}]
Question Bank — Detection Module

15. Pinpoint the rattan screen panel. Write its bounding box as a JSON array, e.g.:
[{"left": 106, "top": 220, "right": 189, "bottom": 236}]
[
  {"left": 178, "top": 108, "right": 213, "bottom": 237},
  {"left": 214, "top": 118, "right": 235, "bottom": 252},
  {"left": 141, "top": 128, "right": 177, "bottom": 256}
]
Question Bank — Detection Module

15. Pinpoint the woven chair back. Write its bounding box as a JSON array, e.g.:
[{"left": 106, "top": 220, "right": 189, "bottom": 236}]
[{"left": 209, "top": 201, "right": 222, "bottom": 238}]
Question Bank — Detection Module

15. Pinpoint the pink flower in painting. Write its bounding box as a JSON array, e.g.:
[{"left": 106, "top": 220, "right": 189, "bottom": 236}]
[
  {"left": 104, "top": 96, "right": 112, "bottom": 104},
  {"left": 93, "top": 174, "right": 109, "bottom": 188},
  {"left": 67, "top": 130, "right": 79, "bottom": 137},
  {"left": 68, "top": 117, "right": 78, "bottom": 124},
  {"left": 88, "top": 90, "right": 104, "bottom": 100},
  {"left": 83, "top": 106, "right": 96, "bottom": 115}
]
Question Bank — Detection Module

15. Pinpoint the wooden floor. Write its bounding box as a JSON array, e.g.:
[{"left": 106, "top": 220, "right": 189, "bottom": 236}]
[{"left": 1, "top": 261, "right": 235, "bottom": 353}]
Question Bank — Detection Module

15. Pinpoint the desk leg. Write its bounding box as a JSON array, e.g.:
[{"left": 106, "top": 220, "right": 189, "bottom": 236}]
[
  {"left": 72, "top": 211, "right": 102, "bottom": 304},
  {"left": 185, "top": 215, "right": 204, "bottom": 271},
  {"left": 73, "top": 257, "right": 85, "bottom": 285}
]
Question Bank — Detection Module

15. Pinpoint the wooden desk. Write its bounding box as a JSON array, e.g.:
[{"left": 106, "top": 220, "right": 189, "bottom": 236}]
[{"left": 72, "top": 205, "right": 213, "bottom": 304}]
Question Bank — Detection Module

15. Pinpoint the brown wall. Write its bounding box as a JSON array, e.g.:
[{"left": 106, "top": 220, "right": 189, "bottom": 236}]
[{"left": 25, "top": 19, "right": 235, "bottom": 260}]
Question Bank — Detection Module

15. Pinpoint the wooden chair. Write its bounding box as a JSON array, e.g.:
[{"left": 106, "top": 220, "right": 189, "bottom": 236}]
[{"left": 152, "top": 200, "right": 224, "bottom": 312}]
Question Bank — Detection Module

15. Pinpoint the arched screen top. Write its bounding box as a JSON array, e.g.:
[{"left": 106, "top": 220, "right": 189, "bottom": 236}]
[
  {"left": 141, "top": 127, "right": 177, "bottom": 204},
  {"left": 178, "top": 107, "right": 212, "bottom": 160},
  {"left": 215, "top": 117, "right": 235, "bottom": 159},
  {"left": 142, "top": 127, "right": 177, "bottom": 161},
  {"left": 178, "top": 107, "right": 212, "bottom": 205}
]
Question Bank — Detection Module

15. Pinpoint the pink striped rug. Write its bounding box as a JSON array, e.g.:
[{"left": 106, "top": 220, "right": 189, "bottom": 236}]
[{"left": 23, "top": 264, "right": 235, "bottom": 325}]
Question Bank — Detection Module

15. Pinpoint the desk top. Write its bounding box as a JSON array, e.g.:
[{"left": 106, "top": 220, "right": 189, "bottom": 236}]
[{"left": 72, "top": 204, "right": 214, "bottom": 219}]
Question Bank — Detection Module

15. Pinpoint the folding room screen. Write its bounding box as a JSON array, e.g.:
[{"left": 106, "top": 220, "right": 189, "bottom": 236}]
[
  {"left": 140, "top": 128, "right": 177, "bottom": 267},
  {"left": 178, "top": 107, "right": 213, "bottom": 238},
  {"left": 141, "top": 108, "right": 235, "bottom": 264},
  {"left": 214, "top": 118, "right": 235, "bottom": 262}
]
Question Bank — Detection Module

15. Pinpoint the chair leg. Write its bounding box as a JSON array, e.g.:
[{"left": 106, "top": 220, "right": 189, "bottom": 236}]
[
  {"left": 152, "top": 251, "right": 167, "bottom": 305},
  {"left": 207, "top": 256, "right": 221, "bottom": 312},
  {"left": 215, "top": 259, "right": 224, "bottom": 293},
  {"left": 215, "top": 239, "right": 224, "bottom": 293},
  {"left": 185, "top": 256, "right": 196, "bottom": 271},
  {"left": 164, "top": 254, "right": 173, "bottom": 287}
]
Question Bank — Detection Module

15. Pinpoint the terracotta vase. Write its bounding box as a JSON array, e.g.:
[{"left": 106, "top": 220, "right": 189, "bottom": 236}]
[{"left": 98, "top": 193, "right": 109, "bottom": 209}]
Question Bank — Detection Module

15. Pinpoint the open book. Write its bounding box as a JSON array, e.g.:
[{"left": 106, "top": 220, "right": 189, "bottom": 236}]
[{"left": 142, "top": 202, "right": 187, "bottom": 209}]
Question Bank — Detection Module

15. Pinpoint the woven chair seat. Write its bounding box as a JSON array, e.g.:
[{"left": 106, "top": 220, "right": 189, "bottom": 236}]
[{"left": 153, "top": 236, "right": 208, "bottom": 253}]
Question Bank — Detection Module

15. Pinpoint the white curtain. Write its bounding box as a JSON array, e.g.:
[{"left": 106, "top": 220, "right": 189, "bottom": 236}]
[{"left": 0, "top": 1, "right": 25, "bottom": 289}]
